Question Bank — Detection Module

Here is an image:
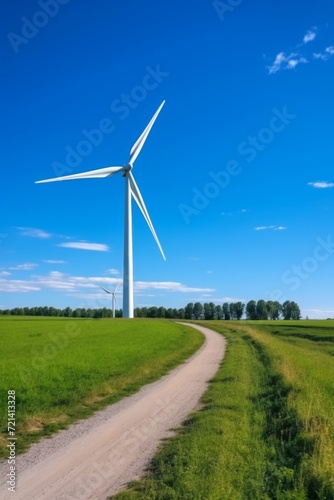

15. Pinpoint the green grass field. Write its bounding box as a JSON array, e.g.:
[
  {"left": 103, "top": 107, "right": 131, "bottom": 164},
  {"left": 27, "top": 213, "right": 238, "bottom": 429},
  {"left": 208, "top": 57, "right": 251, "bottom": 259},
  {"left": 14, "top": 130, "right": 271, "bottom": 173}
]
[
  {"left": 115, "top": 320, "right": 334, "bottom": 500},
  {"left": 0, "top": 317, "right": 204, "bottom": 458}
]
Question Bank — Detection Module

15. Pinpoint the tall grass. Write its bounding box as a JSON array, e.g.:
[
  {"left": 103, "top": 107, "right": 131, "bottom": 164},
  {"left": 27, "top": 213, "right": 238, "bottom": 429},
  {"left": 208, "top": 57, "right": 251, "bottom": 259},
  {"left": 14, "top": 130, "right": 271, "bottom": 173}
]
[
  {"left": 0, "top": 317, "right": 203, "bottom": 458},
  {"left": 244, "top": 323, "right": 334, "bottom": 497},
  {"left": 114, "top": 320, "right": 334, "bottom": 499}
]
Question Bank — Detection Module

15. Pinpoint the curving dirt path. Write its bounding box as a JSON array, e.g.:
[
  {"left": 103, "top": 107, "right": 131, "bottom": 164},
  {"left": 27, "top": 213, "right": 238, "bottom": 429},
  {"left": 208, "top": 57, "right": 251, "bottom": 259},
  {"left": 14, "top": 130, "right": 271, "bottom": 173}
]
[{"left": 0, "top": 323, "right": 226, "bottom": 500}]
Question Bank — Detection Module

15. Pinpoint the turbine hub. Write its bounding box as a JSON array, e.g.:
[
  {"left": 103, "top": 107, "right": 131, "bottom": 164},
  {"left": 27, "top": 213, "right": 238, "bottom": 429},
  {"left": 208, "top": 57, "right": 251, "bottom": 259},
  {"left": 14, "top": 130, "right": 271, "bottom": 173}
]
[{"left": 122, "top": 164, "right": 132, "bottom": 176}]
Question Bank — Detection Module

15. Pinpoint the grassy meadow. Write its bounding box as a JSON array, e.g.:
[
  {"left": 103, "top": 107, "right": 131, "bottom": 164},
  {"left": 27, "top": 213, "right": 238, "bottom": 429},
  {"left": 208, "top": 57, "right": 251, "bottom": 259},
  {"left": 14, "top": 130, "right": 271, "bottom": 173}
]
[
  {"left": 115, "top": 320, "right": 334, "bottom": 500},
  {"left": 0, "top": 317, "right": 204, "bottom": 458}
]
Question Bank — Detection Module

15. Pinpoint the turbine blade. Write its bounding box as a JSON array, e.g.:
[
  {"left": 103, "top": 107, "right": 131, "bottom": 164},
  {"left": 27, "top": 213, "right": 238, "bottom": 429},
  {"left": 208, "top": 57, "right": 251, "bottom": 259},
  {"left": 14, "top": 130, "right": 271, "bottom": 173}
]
[
  {"left": 35, "top": 166, "right": 124, "bottom": 184},
  {"left": 129, "top": 100, "right": 165, "bottom": 165},
  {"left": 128, "top": 172, "right": 166, "bottom": 260},
  {"left": 100, "top": 286, "right": 112, "bottom": 294},
  {"left": 114, "top": 295, "right": 119, "bottom": 307},
  {"left": 114, "top": 281, "right": 122, "bottom": 293}
]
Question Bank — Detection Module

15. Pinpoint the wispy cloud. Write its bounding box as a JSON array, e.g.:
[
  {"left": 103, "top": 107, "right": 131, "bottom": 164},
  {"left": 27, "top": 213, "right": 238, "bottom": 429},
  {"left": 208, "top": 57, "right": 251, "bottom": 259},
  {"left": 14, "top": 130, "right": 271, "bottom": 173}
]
[
  {"left": 267, "top": 26, "right": 334, "bottom": 74},
  {"left": 43, "top": 260, "right": 67, "bottom": 264},
  {"left": 303, "top": 29, "right": 317, "bottom": 44},
  {"left": 305, "top": 308, "right": 334, "bottom": 314},
  {"left": 313, "top": 46, "right": 334, "bottom": 61},
  {"left": 254, "top": 226, "right": 286, "bottom": 231},
  {"left": 33, "top": 271, "right": 79, "bottom": 291},
  {"left": 313, "top": 52, "right": 327, "bottom": 61},
  {"left": 134, "top": 281, "right": 215, "bottom": 293},
  {"left": 69, "top": 293, "right": 120, "bottom": 301},
  {"left": 267, "top": 52, "right": 307, "bottom": 74},
  {"left": 17, "top": 227, "right": 52, "bottom": 239},
  {"left": 308, "top": 181, "right": 334, "bottom": 189},
  {"left": 58, "top": 241, "right": 109, "bottom": 252},
  {"left": 216, "top": 296, "right": 246, "bottom": 303},
  {"left": 303, "top": 308, "right": 334, "bottom": 319},
  {"left": 221, "top": 208, "right": 249, "bottom": 216},
  {"left": 0, "top": 271, "right": 11, "bottom": 276},
  {"left": 9, "top": 262, "right": 38, "bottom": 271},
  {"left": 0, "top": 279, "right": 40, "bottom": 292},
  {"left": 106, "top": 268, "right": 121, "bottom": 275},
  {"left": 0, "top": 272, "right": 214, "bottom": 296}
]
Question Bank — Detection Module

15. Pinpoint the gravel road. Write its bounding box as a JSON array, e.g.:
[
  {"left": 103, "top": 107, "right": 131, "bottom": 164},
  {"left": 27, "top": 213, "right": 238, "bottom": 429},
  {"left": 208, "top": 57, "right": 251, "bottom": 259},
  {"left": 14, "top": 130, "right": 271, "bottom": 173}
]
[{"left": 0, "top": 323, "right": 226, "bottom": 500}]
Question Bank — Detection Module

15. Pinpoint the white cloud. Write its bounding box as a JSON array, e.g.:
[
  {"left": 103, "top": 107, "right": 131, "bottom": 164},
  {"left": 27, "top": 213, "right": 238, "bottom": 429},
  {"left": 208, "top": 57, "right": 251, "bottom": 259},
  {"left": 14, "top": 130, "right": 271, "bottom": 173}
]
[
  {"left": 44, "top": 260, "right": 67, "bottom": 264},
  {"left": 134, "top": 281, "right": 215, "bottom": 293},
  {"left": 254, "top": 226, "right": 286, "bottom": 231},
  {"left": 308, "top": 181, "right": 334, "bottom": 189},
  {"left": 266, "top": 27, "right": 334, "bottom": 74},
  {"left": 286, "top": 57, "right": 307, "bottom": 69},
  {"left": 306, "top": 308, "right": 334, "bottom": 314},
  {"left": 58, "top": 241, "right": 109, "bottom": 252},
  {"left": 134, "top": 294, "right": 156, "bottom": 298},
  {"left": 0, "top": 271, "right": 11, "bottom": 276},
  {"left": 68, "top": 293, "right": 118, "bottom": 301},
  {"left": 106, "top": 268, "right": 120, "bottom": 275},
  {"left": 303, "top": 30, "right": 317, "bottom": 44},
  {"left": 0, "top": 272, "right": 215, "bottom": 296},
  {"left": 221, "top": 209, "right": 249, "bottom": 216},
  {"left": 72, "top": 276, "right": 119, "bottom": 287},
  {"left": 313, "top": 52, "right": 327, "bottom": 61},
  {"left": 0, "top": 279, "right": 40, "bottom": 292},
  {"left": 303, "top": 308, "right": 334, "bottom": 319},
  {"left": 267, "top": 52, "right": 307, "bottom": 74},
  {"left": 33, "top": 271, "right": 78, "bottom": 291},
  {"left": 216, "top": 296, "right": 246, "bottom": 303},
  {"left": 17, "top": 227, "right": 51, "bottom": 239},
  {"left": 9, "top": 263, "right": 38, "bottom": 271},
  {"left": 313, "top": 46, "right": 334, "bottom": 61}
]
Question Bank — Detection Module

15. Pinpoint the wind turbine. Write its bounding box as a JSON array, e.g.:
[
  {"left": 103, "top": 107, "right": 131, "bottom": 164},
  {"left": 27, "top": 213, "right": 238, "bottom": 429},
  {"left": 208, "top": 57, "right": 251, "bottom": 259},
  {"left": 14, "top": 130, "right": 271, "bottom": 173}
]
[
  {"left": 36, "top": 101, "right": 166, "bottom": 318},
  {"left": 100, "top": 282, "right": 122, "bottom": 318}
]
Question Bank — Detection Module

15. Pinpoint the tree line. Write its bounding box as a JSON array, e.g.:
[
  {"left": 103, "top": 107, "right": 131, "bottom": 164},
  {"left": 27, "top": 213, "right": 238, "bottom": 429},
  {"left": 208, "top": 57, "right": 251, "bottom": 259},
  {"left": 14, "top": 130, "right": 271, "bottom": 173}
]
[{"left": 0, "top": 300, "right": 301, "bottom": 320}]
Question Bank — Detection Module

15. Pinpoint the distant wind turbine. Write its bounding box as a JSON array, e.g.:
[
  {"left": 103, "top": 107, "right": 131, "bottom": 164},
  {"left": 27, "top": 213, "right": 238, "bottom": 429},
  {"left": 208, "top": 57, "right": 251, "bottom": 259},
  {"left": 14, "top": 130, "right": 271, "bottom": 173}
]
[
  {"left": 36, "top": 101, "right": 166, "bottom": 318},
  {"left": 100, "top": 282, "right": 122, "bottom": 318}
]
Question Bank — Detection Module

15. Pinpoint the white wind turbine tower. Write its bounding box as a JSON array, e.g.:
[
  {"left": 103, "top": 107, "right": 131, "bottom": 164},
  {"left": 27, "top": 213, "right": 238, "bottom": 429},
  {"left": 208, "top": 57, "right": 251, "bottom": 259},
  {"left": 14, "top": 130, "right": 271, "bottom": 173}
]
[
  {"left": 100, "top": 282, "right": 122, "bottom": 318},
  {"left": 36, "top": 101, "right": 166, "bottom": 319}
]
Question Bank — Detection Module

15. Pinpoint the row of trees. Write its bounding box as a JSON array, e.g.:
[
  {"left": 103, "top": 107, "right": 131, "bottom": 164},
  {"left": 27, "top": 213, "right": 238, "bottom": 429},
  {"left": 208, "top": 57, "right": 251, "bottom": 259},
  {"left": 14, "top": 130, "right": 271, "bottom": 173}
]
[
  {"left": 183, "top": 300, "right": 301, "bottom": 320},
  {"left": 0, "top": 300, "right": 301, "bottom": 320},
  {"left": 245, "top": 300, "right": 301, "bottom": 321}
]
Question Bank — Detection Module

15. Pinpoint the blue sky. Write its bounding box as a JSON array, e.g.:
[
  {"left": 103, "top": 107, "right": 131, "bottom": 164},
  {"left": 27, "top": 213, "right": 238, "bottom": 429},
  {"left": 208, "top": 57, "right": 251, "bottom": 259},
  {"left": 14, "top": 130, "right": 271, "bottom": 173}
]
[{"left": 1, "top": 0, "right": 334, "bottom": 318}]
